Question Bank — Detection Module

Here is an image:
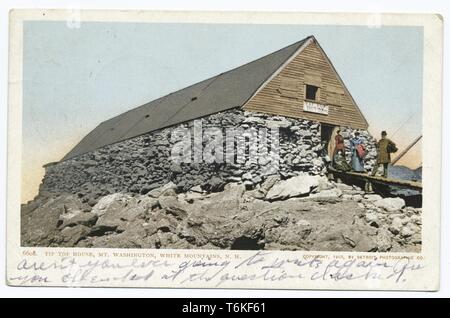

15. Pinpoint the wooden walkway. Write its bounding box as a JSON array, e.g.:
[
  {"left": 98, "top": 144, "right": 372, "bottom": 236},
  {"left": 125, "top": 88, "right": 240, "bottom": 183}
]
[{"left": 328, "top": 167, "right": 422, "bottom": 191}]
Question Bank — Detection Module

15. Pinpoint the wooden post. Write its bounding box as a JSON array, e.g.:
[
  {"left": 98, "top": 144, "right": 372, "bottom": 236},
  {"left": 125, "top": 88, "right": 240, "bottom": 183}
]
[{"left": 364, "top": 180, "right": 373, "bottom": 192}]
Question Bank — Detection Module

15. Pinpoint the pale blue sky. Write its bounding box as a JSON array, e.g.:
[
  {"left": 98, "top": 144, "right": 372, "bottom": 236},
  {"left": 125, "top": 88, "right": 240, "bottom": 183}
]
[{"left": 21, "top": 21, "right": 423, "bottom": 201}]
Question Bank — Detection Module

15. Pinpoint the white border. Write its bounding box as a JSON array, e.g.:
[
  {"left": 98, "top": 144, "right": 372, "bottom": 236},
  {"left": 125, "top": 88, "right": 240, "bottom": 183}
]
[{"left": 1, "top": 1, "right": 448, "bottom": 298}]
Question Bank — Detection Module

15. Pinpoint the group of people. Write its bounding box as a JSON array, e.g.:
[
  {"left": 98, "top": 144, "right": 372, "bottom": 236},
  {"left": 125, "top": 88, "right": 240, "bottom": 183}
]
[{"left": 332, "top": 129, "right": 396, "bottom": 178}]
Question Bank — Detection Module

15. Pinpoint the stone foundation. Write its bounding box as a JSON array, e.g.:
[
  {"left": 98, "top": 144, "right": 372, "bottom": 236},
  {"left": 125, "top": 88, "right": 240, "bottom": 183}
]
[{"left": 39, "top": 108, "right": 376, "bottom": 204}]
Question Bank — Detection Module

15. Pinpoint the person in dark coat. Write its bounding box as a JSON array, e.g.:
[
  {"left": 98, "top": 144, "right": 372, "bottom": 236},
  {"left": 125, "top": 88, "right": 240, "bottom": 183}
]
[{"left": 371, "top": 131, "right": 396, "bottom": 178}]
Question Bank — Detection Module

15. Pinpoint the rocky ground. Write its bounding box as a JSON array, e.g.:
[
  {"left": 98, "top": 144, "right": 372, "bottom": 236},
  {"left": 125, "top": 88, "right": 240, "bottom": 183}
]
[{"left": 21, "top": 174, "right": 421, "bottom": 252}]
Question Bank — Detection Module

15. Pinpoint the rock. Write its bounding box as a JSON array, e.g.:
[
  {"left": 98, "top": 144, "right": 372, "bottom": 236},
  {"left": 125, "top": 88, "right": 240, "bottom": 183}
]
[
  {"left": 342, "top": 231, "right": 357, "bottom": 248},
  {"left": 374, "top": 197, "right": 405, "bottom": 212},
  {"left": 206, "top": 183, "right": 246, "bottom": 211},
  {"left": 206, "top": 176, "right": 226, "bottom": 192},
  {"left": 180, "top": 191, "right": 204, "bottom": 203},
  {"left": 147, "top": 182, "right": 177, "bottom": 198},
  {"left": 243, "top": 180, "right": 254, "bottom": 188},
  {"left": 190, "top": 185, "right": 203, "bottom": 193},
  {"left": 400, "top": 216, "right": 410, "bottom": 225},
  {"left": 251, "top": 175, "right": 262, "bottom": 184},
  {"left": 406, "top": 222, "right": 421, "bottom": 234},
  {"left": 170, "top": 163, "right": 182, "bottom": 173},
  {"left": 139, "top": 182, "right": 162, "bottom": 195},
  {"left": 310, "top": 188, "right": 342, "bottom": 200},
  {"left": 410, "top": 215, "right": 422, "bottom": 225},
  {"left": 389, "top": 217, "right": 403, "bottom": 235},
  {"left": 364, "top": 194, "right": 383, "bottom": 202},
  {"left": 265, "top": 175, "right": 321, "bottom": 201},
  {"left": 227, "top": 176, "right": 242, "bottom": 183},
  {"left": 242, "top": 172, "right": 253, "bottom": 181},
  {"left": 342, "top": 194, "right": 353, "bottom": 200},
  {"left": 58, "top": 225, "right": 91, "bottom": 246},
  {"left": 317, "top": 178, "right": 334, "bottom": 191},
  {"left": 365, "top": 212, "right": 380, "bottom": 227},
  {"left": 87, "top": 197, "right": 98, "bottom": 207},
  {"left": 400, "top": 226, "right": 415, "bottom": 238},
  {"left": 158, "top": 196, "right": 188, "bottom": 220},
  {"left": 21, "top": 195, "right": 86, "bottom": 246},
  {"left": 243, "top": 189, "right": 266, "bottom": 202},
  {"left": 94, "top": 196, "right": 148, "bottom": 232},
  {"left": 60, "top": 212, "right": 98, "bottom": 228},
  {"left": 143, "top": 223, "right": 158, "bottom": 237},
  {"left": 266, "top": 118, "right": 291, "bottom": 129},
  {"left": 91, "top": 193, "right": 132, "bottom": 216},
  {"left": 88, "top": 231, "right": 153, "bottom": 248},
  {"left": 410, "top": 233, "right": 422, "bottom": 244},
  {"left": 243, "top": 116, "right": 265, "bottom": 125},
  {"left": 57, "top": 196, "right": 88, "bottom": 220},
  {"left": 260, "top": 175, "right": 280, "bottom": 193},
  {"left": 355, "top": 236, "right": 377, "bottom": 252},
  {"left": 376, "top": 228, "right": 392, "bottom": 252},
  {"left": 278, "top": 226, "right": 311, "bottom": 245},
  {"left": 334, "top": 183, "right": 354, "bottom": 191},
  {"left": 155, "top": 216, "right": 178, "bottom": 233},
  {"left": 311, "top": 158, "right": 323, "bottom": 167},
  {"left": 160, "top": 188, "right": 177, "bottom": 197}
]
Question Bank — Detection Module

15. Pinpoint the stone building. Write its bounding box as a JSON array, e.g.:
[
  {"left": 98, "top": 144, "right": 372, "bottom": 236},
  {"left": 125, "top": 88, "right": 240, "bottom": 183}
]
[{"left": 40, "top": 36, "right": 377, "bottom": 203}]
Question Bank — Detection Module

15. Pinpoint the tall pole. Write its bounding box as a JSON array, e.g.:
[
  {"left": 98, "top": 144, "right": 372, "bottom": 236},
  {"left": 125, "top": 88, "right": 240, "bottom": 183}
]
[{"left": 391, "top": 135, "right": 422, "bottom": 166}]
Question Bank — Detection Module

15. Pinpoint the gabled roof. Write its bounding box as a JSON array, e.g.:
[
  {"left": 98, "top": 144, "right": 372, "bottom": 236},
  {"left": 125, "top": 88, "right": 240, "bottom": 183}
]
[{"left": 62, "top": 36, "right": 310, "bottom": 160}]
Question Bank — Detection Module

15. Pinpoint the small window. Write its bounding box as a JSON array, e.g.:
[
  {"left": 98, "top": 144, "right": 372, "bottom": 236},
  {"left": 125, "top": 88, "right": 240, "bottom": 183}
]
[{"left": 305, "top": 84, "right": 319, "bottom": 101}]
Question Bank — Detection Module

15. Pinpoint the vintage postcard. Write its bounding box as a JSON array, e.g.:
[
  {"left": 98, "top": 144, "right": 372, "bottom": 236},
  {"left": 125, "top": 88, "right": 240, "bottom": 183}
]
[{"left": 7, "top": 10, "right": 442, "bottom": 290}]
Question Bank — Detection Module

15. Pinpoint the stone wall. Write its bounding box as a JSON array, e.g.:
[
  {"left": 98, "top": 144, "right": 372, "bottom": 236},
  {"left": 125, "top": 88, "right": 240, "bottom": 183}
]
[{"left": 39, "top": 108, "right": 376, "bottom": 205}]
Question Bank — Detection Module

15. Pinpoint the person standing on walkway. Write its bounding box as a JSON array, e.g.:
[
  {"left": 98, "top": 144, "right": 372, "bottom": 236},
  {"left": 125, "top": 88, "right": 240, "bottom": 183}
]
[
  {"left": 349, "top": 131, "right": 366, "bottom": 172},
  {"left": 333, "top": 129, "right": 346, "bottom": 162},
  {"left": 371, "top": 131, "right": 397, "bottom": 178}
]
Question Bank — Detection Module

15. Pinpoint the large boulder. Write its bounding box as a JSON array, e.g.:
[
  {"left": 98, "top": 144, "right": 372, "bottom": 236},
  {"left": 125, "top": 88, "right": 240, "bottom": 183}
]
[
  {"left": 92, "top": 195, "right": 153, "bottom": 233},
  {"left": 21, "top": 195, "right": 87, "bottom": 246},
  {"left": 265, "top": 175, "right": 321, "bottom": 201},
  {"left": 91, "top": 193, "right": 132, "bottom": 216}
]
